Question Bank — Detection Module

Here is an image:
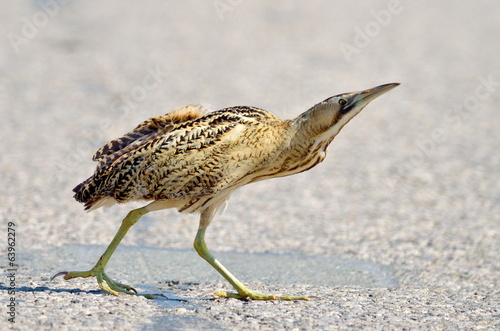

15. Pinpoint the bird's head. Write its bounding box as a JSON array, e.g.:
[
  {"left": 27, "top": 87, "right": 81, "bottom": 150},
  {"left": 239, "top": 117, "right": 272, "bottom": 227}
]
[{"left": 295, "top": 83, "right": 400, "bottom": 139}]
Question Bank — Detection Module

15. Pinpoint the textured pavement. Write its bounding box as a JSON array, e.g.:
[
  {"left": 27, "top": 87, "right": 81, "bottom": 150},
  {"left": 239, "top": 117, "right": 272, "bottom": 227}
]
[{"left": 1, "top": 1, "right": 499, "bottom": 330}]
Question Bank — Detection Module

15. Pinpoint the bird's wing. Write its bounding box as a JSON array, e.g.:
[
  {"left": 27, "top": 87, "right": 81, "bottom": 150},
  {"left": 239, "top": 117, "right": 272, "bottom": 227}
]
[
  {"left": 73, "top": 105, "right": 206, "bottom": 207},
  {"left": 74, "top": 106, "right": 283, "bottom": 211},
  {"left": 92, "top": 104, "right": 206, "bottom": 168}
]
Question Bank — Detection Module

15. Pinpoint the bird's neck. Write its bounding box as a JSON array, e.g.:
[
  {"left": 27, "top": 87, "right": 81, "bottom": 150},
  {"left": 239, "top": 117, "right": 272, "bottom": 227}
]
[
  {"left": 271, "top": 116, "right": 339, "bottom": 177},
  {"left": 290, "top": 109, "right": 343, "bottom": 149}
]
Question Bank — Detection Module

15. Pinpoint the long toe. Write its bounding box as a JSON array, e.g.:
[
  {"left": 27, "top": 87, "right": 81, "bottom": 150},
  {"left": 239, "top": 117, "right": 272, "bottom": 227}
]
[
  {"left": 213, "top": 290, "right": 309, "bottom": 301},
  {"left": 100, "top": 272, "right": 138, "bottom": 296}
]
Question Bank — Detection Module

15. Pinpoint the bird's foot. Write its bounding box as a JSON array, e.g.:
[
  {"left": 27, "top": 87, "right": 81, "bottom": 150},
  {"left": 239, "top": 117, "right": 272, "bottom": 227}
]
[
  {"left": 51, "top": 269, "right": 154, "bottom": 299},
  {"left": 213, "top": 290, "right": 309, "bottom": 301}
]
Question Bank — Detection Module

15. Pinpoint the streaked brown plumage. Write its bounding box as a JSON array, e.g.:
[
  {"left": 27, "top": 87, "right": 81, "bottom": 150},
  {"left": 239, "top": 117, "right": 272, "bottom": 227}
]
[
  {"left": 73, "top": 103, "right": 331, "bottom": 214},
  {"left": 74, "top": 105, "right": 290, "bottom": 212},
  {"left": 55, "top": 83, "right": 399, "bottom": 300}
]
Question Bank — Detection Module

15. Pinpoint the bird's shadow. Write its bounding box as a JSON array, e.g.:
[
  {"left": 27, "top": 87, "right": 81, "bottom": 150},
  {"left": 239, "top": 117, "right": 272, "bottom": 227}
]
[
  {"left": 0, "top": 283, "right": 209, "bottom": 305},
  {"left": 0, "top": 283, "right": 102, "bottom": 295}
]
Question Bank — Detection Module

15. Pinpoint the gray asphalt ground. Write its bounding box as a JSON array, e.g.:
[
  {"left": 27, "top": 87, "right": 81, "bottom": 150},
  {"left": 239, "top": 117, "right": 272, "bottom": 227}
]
[{"left": 1, "top": 1, "right": 499, "bottom": 330}]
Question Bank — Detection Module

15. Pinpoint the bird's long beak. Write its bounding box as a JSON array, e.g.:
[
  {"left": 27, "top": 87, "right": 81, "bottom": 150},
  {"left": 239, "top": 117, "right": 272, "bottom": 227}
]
[{"left": 346, "top": 83, "right": 400, "bottom": 110}]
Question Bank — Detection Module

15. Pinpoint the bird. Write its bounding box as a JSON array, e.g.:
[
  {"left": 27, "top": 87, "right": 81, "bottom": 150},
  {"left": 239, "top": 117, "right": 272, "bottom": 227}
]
[{"left": 52, "top": 83, "right": 399, "bottom": 300}]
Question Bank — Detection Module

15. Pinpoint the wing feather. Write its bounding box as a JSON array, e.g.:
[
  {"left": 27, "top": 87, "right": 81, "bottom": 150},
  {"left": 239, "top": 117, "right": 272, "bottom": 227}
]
[{"left": 93, "top": 104, "right": 206, "bottom": 168}]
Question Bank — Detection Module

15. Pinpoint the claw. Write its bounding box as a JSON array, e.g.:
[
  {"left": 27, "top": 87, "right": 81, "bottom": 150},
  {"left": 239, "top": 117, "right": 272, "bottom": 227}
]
[{"left": 50, "top": 271, "right": 69, "bottom": 281}]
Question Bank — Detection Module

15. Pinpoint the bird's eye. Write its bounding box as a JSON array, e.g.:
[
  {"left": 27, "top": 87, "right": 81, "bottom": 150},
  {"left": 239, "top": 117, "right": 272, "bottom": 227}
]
[{"left": 338, "top": 99, "right": 347, "bottom": 106}]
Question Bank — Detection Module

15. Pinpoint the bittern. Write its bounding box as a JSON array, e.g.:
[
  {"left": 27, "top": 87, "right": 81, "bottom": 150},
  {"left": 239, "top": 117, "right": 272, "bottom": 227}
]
[{"left": 53, "top": 83, "right": 399, "bottom": 300}]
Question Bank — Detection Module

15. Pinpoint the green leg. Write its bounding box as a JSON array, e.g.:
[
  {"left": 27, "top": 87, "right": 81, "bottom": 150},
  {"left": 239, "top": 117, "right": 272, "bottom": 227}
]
[
  {"left": 52, "top": 207, "right": 154, "bottom": 298},
  {"left": 194, "top": 226, "right": 309, "bottom": 301}
]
